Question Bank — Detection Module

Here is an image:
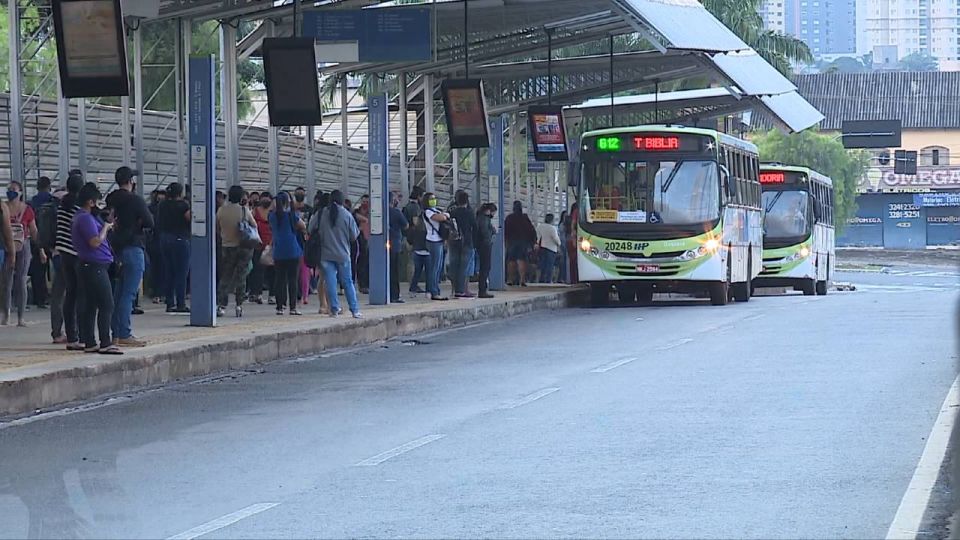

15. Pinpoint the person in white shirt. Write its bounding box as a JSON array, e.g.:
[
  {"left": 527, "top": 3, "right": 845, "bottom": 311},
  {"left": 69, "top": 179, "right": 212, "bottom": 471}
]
[{"left": 536, "top": 213, "right": 562, "bottom": 283}]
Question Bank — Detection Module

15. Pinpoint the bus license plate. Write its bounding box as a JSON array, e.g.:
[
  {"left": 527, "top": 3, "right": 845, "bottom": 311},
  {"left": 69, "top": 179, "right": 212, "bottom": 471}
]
[{"left": 636, "top": 264, "right": 660, "bottom": 273}]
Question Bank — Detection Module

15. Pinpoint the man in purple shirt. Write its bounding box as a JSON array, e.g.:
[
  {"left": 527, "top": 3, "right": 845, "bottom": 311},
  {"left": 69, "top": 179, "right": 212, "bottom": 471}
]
[{"left": 72, "top": 183, "right": 122, "bottom": 354}]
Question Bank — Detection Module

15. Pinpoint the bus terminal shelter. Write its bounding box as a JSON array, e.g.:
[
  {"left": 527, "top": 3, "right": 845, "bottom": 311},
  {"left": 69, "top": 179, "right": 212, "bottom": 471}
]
[{"left": 4, "top": 0, "right": 824, "bottom": 323}]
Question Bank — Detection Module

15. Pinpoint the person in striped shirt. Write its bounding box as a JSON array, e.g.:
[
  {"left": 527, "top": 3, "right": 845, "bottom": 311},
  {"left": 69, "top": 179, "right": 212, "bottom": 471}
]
[{"left": 50, "top": 173, "right": 84, "bottom": 350}]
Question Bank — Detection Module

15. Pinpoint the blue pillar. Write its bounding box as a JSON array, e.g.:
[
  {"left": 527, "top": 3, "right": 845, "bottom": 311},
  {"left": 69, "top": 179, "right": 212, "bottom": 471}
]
[
  {"left": 189, "top": 56, "right": 217, "bottom": 327},
  {"left": 367, "top": 93, "right": 390, "bottom": 305},
  {"left": 488, "top": 114, "right": 506, "bottom": 291}
]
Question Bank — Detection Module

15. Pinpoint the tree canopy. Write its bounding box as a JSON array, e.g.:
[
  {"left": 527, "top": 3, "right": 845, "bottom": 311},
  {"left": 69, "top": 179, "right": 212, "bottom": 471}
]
[
  {"left": 702, "top": 0, "right": 813, "bottom": 75},
  {"left": 898, "top": 52, "right": 939, "bottom": 72},
  {"left": 751, "top": 129, "right": 869, "bottom": 232}
]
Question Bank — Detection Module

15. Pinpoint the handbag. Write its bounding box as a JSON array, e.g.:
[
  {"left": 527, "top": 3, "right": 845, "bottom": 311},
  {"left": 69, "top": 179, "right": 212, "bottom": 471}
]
[
  {"left": 10, "top": 208, "right": 25, "bottom": 251},
  {"left": 260, "top": 244, "right": 275, "bottom": 266},
  {"left": 238, "top": 207, "right": 262, "bottom": 249}
]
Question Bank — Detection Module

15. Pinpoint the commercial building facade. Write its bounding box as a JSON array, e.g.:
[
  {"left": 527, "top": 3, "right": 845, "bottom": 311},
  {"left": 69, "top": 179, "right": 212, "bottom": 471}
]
[{"left": 792, "top": 72, "right": 960, "bottom": 248}]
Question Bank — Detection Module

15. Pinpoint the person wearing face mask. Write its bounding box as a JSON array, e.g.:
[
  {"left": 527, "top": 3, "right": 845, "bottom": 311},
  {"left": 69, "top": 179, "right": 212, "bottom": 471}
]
[
  {"left": 353, "top": 195, "right": 371, "bottom": 294},
  {"left": 422, "top": 192, "right": 450, "bottom": 301},
  {"left": 1, "top": 181, "right": 41, "bottom": 326},
  {"left": 0, "top": 196, "right": 15, "bottom": 276},
  {"left": 103, "top": 166, "right": 153, "bottom": 347},
  {"left": 475, "top": 203, "right": 497, "bottom": 299},
  {"left": 248, "top": 194, "right": 274, "bottom": 304}
]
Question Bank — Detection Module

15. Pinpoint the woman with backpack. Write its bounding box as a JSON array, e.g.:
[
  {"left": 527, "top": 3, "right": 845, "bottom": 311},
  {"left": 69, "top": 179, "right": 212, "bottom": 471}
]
[
  {"left": 504, "top": 200, "right": 536, "bottom": 287},
  {"left": 269, "top": 192, "right": 306, "bottom": 316},
  {"left": 2, "top": 180, "right": 43, "bottom": 326},
  {"left": 215, "top": 185, "right": 257, "bottom": 317},
  {"left": 422, "top": 192, "right": 450, "bottom": 301}
]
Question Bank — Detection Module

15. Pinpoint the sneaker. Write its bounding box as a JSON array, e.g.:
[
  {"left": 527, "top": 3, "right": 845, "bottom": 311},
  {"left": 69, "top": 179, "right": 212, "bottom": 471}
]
[
  {"left": 166, "top": 306, "right": 177, "bottom": 313},
  {"left": 67, "top": 342, "right": 85, "bottom": 351},
  {"left": 289, "top": 309, "right": 303, "bottom": 316},
  {"left": 391, "top": 298, "right": 405, "bottom": 304},
  {"left": 330, "top": 309, "right": 342, "bottom": 318},
  {"left": 479, "top": 293, "right": 495, "bottom": 299},
  {"left": 268, "top": 296, "right": 276, "bottom": 305},
  {"left": 352, "top": 312, "right": 363, "bottom": 319},
  {"left": 174, "top": 307, "right": 191, "bottom": 314},
  {"left": 118, "top": 337, "right": 147, "bottom": 347},
  {"left": 132, "top": 308, "right": 145, "bottom": 315},
  {"left": 84, "top": 345, "right": 99, "bottom": 353},
  {"left": 52, "top": 336, "right": 68, "bottom": 344},
  {"left": 431, "top": 295, "right": 449, "bottom": 301},
  {"left": 216, "top": 306, "right": 226, "bottom": 317},
  {"left": 409, "top": 287, "right": 426, "bottom": 294}
]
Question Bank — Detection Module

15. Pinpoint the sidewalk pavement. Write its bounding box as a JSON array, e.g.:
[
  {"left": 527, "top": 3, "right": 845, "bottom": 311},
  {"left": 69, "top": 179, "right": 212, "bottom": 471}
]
[
  {"left": 0, "top": 283, "right": 583, "bottom": 419},
  {"left": 837, "top": 248, "right": 960, "bottom": 270}
]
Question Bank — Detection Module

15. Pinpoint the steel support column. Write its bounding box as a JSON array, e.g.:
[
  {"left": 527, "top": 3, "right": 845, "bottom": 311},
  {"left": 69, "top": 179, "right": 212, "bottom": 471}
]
[
  {"left": 179, "top": 19, "right": 191, "bottom": 186},
  {"left": 340, "top": 76, "right": 349, "bottom": 195},
  {"left": 8, "top": 1, "right": 24, "bottom": 184},
  {"left": 77, "top": 99, "right": 87, "bottom": 177},
  {"left": 265, "top": 20, "right": 279, "bottom": 194},
  {"left": 305, "top": 126, "right": 316, "bottom": 197},
  {"left": 220, "top": 23, "right": 239, "bottom": 187},
  {"left": 399, "top": 73, "right": 409, "bottom": 199},
  {"left": 424, "top": 74, "right": 435, "bottom": 193},
  {"left": 176, "top": 19, "right": 188, "bottom": 183},
  {"left": 510, "top": 115, "right": 520, "bottom": 205},
  {"left": 452, "top": 148, "right": 459, "bottom": 197},
  {"left": 56, "top": 76, "right": 71, "bottom": 180},
  {"left": 133, "top": 25, "right": 145, "bottom": 196},
  {"left": 121, "top": 94, "right": 132, "bottom": 170}
]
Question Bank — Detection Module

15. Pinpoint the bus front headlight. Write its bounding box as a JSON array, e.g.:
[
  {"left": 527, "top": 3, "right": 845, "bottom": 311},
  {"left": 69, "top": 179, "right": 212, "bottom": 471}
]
[
  {"left": 784, "top": 247, "right": 811, "bottom": 263},
  {"left": 703, "top": 238, "right": 721, "bottom": 253},
  {"left": 678, "top": 246, "right": 709, "bottom": 261},
  {"left": 580, "top": 238, "right": 591, "bottom": 252}
]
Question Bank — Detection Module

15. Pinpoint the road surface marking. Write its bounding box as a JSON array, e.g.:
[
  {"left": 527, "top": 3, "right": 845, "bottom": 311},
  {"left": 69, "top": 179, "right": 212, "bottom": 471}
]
[
  {"left": 591, "top": 357, "right": 638, "bottom": 373},
  {"left": 886, "top": 375, "right": 960, "bottom": 540},
  {"left": 499, "top": 387, "right": 560, "bottom": 409},
  {"left": 167, "top": 503, "right": 279, "bottom": 540},
  {"left": 656, "top": 338, "right": 694, "bottom": 351},
  {"left": 355, "top": 434, "right": 446, "bottom": 466}
]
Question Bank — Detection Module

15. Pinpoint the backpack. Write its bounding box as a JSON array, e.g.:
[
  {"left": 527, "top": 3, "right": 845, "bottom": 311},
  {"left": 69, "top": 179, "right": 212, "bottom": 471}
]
[
  {"left": 426, "top": 210, "right": 460, "bottom": 242},
  {"left": 36, "top": 201, "right": 58, "bottom": 250},
  {"left": 9, "top": 207, "right": 26, "bottom": 251}
]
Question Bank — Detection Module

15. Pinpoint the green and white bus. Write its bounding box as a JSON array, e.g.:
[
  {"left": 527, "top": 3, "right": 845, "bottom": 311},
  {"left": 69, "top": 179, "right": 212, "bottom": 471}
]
[
  {"left": 576, "top": 125, "right": 763, "bottom": 306},
  {"left": 755, "top": 164, "right": 835, "bottom": 296}
]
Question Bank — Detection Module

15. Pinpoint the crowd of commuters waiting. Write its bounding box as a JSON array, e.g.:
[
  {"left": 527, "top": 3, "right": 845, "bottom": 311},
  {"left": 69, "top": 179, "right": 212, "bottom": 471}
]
[{"left": 0, "top": 169, "right": 578, "bottom": 354}]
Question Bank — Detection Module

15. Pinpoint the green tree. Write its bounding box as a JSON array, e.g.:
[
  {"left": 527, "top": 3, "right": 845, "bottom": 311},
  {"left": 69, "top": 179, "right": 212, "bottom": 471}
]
[
  {"left": 752, "top": 129, "right": 869, "bottom": 231},
  {"left": 702, "top": 0, "right": 813, "bottom": 75},
  {"left": 898, "top": 51, "right": 938, "bottom": 72},
  {"left": 819, "top": 56, "right": 870, "bottom": 74}
]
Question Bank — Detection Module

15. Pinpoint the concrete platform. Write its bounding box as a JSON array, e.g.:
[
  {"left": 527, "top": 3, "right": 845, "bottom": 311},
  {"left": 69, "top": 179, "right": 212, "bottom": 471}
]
[{"left": 0, "top": 286, "right": 583, "bottom": 419}]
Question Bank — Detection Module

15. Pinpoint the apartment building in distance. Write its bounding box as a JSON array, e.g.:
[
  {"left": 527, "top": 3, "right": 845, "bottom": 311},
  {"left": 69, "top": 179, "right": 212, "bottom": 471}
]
[
  {"left": 760, "top": 0, "right": 857, "bottom": 56},
  {"left": 863, "top": 0, "right": 960, "bottom": 71}
]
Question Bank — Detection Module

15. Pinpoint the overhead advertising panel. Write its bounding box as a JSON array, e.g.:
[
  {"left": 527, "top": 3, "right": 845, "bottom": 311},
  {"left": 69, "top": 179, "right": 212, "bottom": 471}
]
[
  {"left": 527, "top": 106, "right": 569, "bottom": 162},
  {"left": 441, "top": 79, "right": 490, "bottom": 149},
  {"left": 262, "top": 38, "right": 323, "bottom": 127},
  {"left": 303, "top": 8, "right": 432, "bottom": 63},
  {"left": 52, "top": 0, "right": 129, "bottom": 97}
]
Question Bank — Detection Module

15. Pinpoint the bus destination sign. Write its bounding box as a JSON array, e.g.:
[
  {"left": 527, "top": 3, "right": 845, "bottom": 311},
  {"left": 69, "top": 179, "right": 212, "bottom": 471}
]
[{"left": 591, "top": 133, "right": 709, "bottom": 154}]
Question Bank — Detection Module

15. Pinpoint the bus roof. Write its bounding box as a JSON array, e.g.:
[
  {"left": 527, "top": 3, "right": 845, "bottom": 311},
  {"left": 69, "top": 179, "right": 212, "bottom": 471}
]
[
  {"left": 759, "top": 163, "right": 833, "bottom": 187},
  {"left": 580, "top": 124, "right": 758, "bottom": 154}
]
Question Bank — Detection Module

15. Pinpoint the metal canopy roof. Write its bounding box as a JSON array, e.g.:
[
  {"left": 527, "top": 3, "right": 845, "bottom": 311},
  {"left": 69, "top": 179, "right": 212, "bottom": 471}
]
[
  {"left": 567, "top": 86, "right": 824, "bottom": 134},
  {"left": 154, "top": 0, "right": 822, "bottom": 133}
]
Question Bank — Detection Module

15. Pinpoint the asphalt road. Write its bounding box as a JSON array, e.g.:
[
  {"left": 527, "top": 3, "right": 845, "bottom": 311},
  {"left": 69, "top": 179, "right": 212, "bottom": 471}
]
[{"left": 0, "top": 268, "right": 956, "bottom": 539}]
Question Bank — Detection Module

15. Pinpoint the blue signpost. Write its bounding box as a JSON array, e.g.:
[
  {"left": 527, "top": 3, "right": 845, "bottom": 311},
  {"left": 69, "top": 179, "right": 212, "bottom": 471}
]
[
  {"left": 189, "top": 56, "right": 217, "bottom": 327},
  {"left": 367, "top": 93, "right": 390, "bottom": 305},
  {"left": 488, "top": 115, "right": 506, "bottom": 291}
]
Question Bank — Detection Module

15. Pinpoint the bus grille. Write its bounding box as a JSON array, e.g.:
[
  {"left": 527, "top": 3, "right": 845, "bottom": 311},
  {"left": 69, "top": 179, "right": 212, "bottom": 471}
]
[
  {"left": 760, "top": 265, "right": 782, "bottom": 276},
  {"left": 609, "top": 249, "right": 687, "bottom": 260}
]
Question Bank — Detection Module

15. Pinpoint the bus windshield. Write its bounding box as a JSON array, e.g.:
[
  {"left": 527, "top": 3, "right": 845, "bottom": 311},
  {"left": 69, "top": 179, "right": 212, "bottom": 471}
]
[
  {"left": 762, "top": 190, "right": 810, "bottom": 238},
  {"left": 582, "top": 159, "right": 720, "bottom": 225}
]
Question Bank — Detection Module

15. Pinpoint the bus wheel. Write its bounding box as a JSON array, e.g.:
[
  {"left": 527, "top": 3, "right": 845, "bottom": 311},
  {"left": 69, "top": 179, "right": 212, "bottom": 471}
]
[
  {"left": 590, "top": 283, "right": 610, "bottom": 307},
  {"left": 816, "top": 280, "right": 828, "bottom": 296},
  {"left": 617, "top": 284, "right": 637, "bottom": 306},
  {"left": 801, "top": 279, "right": 816, "bottom": 296},
  {"left": 708, "top": 281, "right": 729, "bottom": 306},
  {"left": 637, "top": 287, "right": 654, "bottom": 306}
]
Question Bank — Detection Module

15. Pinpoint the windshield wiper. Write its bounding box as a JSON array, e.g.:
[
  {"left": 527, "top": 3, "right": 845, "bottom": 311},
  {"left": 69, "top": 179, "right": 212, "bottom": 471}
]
[
  {"left": 660, "top": 160, "right": 684, "bottom": 193},
  {"left": 765, "top": 191, "right": 783, "bottom": 214}
]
